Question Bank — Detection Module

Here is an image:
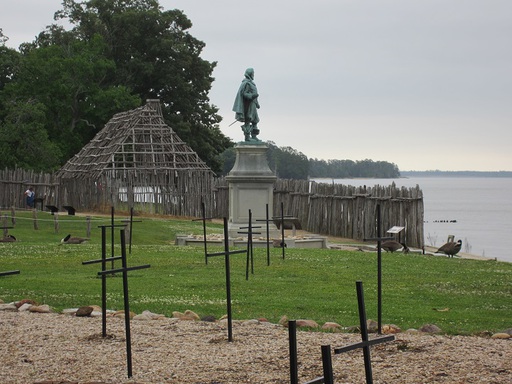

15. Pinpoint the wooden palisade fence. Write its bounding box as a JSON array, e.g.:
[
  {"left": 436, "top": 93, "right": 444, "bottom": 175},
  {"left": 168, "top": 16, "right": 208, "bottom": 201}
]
[
  {"left": 1, "top": 168, "right": 424, "bottom": 248},
  {"left": 214, "top": 178, "right": 424, "bottom": 248}
]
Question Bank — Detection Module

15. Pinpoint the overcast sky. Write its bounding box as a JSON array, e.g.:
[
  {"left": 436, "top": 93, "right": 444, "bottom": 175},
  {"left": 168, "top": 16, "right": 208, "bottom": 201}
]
[{"left": 1, "top": 0, "right": 511, "bottom": 171}]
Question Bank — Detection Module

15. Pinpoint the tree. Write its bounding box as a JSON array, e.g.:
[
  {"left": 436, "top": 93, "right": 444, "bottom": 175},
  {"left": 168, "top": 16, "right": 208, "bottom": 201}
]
[
  {"left": 0, "top": 101, "right": 61, "bottom": 171},
  {"left": 3, "top": 32, "right": 140, "bottom": 163},
  {"left": 275, "top": 146, "right": 309, "bottom": 179},
  {"left": 265, "top": 142, "right": 309, "bottom": 179},
  {"left": 52, "top": 0, "right": 231, "bottom": 172},
  {"left": 219, "top": 146, "right": 236, "bottom": 175},
  {"left": 0, "top": 32, "right": 21, "bottom": 121}
]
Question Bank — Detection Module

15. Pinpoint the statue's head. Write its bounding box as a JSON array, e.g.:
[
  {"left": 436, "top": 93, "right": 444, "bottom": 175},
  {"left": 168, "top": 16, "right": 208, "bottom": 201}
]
[{"left": 244, "top": 68, "right": 254, "bottom": 80}]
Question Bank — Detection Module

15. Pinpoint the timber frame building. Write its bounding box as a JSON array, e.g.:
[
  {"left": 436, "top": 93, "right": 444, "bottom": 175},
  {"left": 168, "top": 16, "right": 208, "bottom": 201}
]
[{"left": 56, "top": 99, "right": 214, "bottom": 216}]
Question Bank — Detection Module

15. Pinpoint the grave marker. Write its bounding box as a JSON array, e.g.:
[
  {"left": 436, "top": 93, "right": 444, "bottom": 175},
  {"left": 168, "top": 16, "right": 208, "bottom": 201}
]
[
  {"left": 96, "top": 229, "right": 150, "bottom": 378},
  {"left": 330, "top": 281, "right": 395, "bottom": 383},
  {"left": 255, "top": 204, "right": 272, "bottom": 266},
  {"left": 271, "top": 202, "right": 287, "bottom": 259},
  {"left": 238, "top": 209, "right": 261, "bottom": 279},
  {"left": 289, "top": 281, "right": 394, "bottom": 384},
  {"left": 364, "top": 204, "right": 393, "bottom": 333},
  {"left": 206, "top": 217, "right": 246, "bottom": 342},
  {"left": 192, "top": 201, "right": 214, "bottom": 264}
]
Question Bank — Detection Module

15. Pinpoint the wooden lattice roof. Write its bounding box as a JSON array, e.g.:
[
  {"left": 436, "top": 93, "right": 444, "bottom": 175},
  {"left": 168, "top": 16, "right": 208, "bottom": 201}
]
[{"left": 57, "top": 99, "right": 212, "bottom": 180}]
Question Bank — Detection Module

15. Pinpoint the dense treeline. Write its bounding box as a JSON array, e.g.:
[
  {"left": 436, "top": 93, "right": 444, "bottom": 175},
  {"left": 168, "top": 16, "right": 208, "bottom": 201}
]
[
  {"left": 0, "top": 0, "right": 231, "bottom": 173},
  {"left": 220, "top": 142, "right": 400, "bottom": 179},
  {"left": 309, "top": 158, "right": 400, "bottom": 179},
  {"left": 401, "top": 170, "right": 512, "bottom": 178}
]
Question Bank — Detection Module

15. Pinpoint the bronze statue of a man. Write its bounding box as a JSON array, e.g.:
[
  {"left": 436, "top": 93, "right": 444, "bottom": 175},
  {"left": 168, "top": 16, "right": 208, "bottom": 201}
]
[{"left": 232, "top": 68, "right": 260, "bottom": 142}]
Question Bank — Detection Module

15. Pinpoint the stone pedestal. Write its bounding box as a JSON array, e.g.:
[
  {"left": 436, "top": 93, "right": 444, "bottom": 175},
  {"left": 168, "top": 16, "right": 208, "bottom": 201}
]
[{"left": 225, "top": 143, "right": 278, "bottom": 238}]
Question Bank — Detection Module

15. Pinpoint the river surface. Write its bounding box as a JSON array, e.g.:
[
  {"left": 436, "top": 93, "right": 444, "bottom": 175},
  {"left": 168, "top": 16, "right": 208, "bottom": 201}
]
[{"left": 312, "top": 177, "right": 512, "bottom": 263}]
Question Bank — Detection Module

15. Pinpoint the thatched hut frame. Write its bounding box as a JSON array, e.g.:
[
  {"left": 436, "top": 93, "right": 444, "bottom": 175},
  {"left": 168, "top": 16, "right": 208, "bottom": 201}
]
[{"left": 56, "top": 99, "right": 214, "bottom": 216}]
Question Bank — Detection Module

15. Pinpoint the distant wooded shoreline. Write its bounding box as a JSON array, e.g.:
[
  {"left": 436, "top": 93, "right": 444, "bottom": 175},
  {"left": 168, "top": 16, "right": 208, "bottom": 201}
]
[{"left": 400, "top": 170, "right": 512, "bottom": 177}]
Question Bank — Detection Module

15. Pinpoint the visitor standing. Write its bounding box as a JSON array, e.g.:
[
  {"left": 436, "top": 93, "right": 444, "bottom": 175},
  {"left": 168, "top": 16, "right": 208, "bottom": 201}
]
[{"left": 24, "top": 187, "right": 35, "bottom": 209}]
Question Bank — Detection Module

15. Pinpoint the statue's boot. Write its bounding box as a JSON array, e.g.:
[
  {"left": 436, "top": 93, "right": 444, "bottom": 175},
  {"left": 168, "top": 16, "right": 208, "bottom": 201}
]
[
  {"left": 242, "top": 123, "right": 252, "bottom": 141},
  {"left": 250, "top": 125, "right": 260, "bottom": 140}
]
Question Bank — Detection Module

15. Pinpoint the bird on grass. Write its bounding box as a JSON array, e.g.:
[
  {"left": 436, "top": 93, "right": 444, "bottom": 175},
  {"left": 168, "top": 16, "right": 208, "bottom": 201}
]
[
  {"left": 436, "top": 239, "right": 462, "bottom": 258},
  {"left": 380, "top": 240, "right": 409, "bottom": 253},
  {"left": 0, "top": 234, "right": 16, "bottom": 242},
  {"left": 60, "top": 234, "right": 89, "bottom": 244}
]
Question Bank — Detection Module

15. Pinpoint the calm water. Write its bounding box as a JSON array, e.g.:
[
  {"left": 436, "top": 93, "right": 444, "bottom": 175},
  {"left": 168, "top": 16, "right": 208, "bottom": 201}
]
[{"left": 313, "top": 177, "right": 512, "bottom": 263}]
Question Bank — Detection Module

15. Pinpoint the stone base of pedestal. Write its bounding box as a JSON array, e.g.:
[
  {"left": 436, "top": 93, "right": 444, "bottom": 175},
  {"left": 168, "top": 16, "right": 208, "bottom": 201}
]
[
  {"left": 175, "top": 234, "right": 328, "bottom": 249},
  {"left": 225, "top": 143, "right": 278, "bottom": 238}
]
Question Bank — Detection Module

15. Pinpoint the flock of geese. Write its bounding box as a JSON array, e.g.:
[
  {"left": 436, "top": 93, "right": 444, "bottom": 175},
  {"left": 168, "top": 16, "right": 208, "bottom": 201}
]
[
  {"left": 379, "top": 239, "right": 462, "bottom": 258},
  {"left": 1, "top": 234, "right": 463, "bottom": 257}
]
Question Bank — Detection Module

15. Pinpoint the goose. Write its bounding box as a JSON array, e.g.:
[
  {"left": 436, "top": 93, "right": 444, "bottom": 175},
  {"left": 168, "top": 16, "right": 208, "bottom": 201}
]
[
  {"left": 60, "top": 234, "right": 89, "bottom": 244},
  {"left": 0, "top": 234, "right": 17, "bottom": 242},
  {"left": 436, "top": 239, "right": 462, "bottom": 258},
  {"left": 380, "top": 240, "right": 409, "bottom": 253}
]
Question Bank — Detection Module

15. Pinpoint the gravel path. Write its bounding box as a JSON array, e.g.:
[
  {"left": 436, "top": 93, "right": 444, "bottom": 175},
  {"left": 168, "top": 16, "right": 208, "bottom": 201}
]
[{"left": 0, "top": 311, "right": 510, "bottom": 383}]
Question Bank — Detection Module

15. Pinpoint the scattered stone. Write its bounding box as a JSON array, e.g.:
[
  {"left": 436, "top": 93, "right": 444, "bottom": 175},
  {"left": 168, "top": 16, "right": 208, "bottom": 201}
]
[
  {"left": 322, "top": 322, "right": 342, "bottom": 331},
  {"left": 28, "top": 304, "right": 51, "bottom": 313},
  {"left": 184, "top": 310, "right": 200, "bottom": 320},
  {"left": 134, "top": 310, "right": 165, "bottom": 320},
  {"left": 15, "top": 299, "right": 38, "bottom": 308},
  {"left": 0, "top": 303, "right": 18, "bottom": 311},
  {"left": 133, "top": 312, "right": 153, "bottom": 321},
  {"left": 18, "top": 303, "right": 33, "bottom": 312},
  {"left": 201, "top": 315, "right": 216, "bottom": 322},
  {"left": 89, "top": 305, "right": 102, "bottom": 312},
  {"left": 173, "top": 311, "right": 197, "bottom": 321},
  {"left": 296, "top": 319, "right": 319, "bottom": 328},
  {"left": 113, "top": 310, "right": 136, "bottom": 319},
  {"left": 62, "top": 306, "right": 104, "bottom": 317},
  {"left": 75, "top": 306, "right": 94, "bottom": 317},
  {"left": 172, "top": 311, "right": 184, "bottom": 319},
  {"left": 419, "top": 324, "right": 442, "bottom": 334},
  {"left": 62, "top": 308, "right": 79, "bottom": 315},
  {"left": 491, "top": 333, "right": 511, "bottom": 340},
  {"left": 367, "top": 319, "right": 378, "bottom": 333},
  {"left": 382, "top": 324, "right": 401, "bottom": 334}
]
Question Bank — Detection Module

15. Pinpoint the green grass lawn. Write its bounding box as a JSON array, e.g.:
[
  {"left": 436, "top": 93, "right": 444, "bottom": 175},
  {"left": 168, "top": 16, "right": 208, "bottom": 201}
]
[{"left": 1, "top": 210, "right": 511, "bottom": 335}]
